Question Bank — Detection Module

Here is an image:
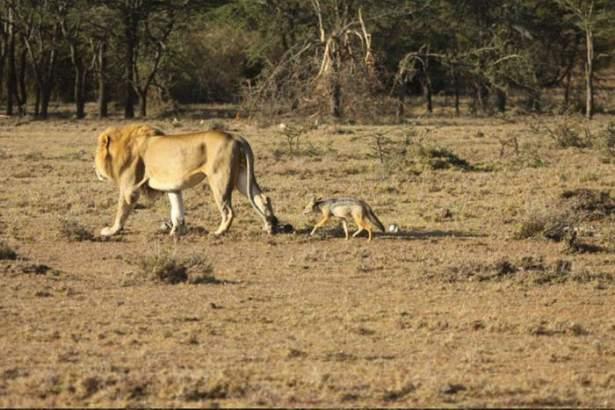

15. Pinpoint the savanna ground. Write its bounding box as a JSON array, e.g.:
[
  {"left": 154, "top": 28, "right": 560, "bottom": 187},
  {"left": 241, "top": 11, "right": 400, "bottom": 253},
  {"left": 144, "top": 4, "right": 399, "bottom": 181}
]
[{"left": 1, "top": 107, "right": 614, "bottom": 407}]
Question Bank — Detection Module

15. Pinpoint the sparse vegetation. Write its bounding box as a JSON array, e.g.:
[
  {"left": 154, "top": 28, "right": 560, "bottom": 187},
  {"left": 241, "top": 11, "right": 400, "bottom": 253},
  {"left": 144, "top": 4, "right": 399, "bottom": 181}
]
[
  {"left": 135, "top": 250, "right": 217, "bottom": 285},
  {"left": 515, "top": 189, "right": 613, "bottom": 241},
  {"left": 1, "top": 117, "right": 614, "bottom": 408},
  {"left": 0, "top": 240, "right": 18, "bottom": 260},
  {"left": 368, "top": 129, "right": 474, "bottom": 175},
  {"left": 273, "top": 123, "right": 323, "bottom": 159},
  {"left": 58, "top": 218, "right": 95, "bottom": 242}
]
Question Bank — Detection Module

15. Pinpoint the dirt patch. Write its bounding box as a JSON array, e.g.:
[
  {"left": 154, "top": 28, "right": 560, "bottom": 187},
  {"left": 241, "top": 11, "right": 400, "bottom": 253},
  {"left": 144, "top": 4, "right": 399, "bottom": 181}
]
[
  {"left": 443, "top": 256, "right": 613, "bottom": 285},
  {"left": 1, "top": 116, "right": 614, "bottom": 408}
]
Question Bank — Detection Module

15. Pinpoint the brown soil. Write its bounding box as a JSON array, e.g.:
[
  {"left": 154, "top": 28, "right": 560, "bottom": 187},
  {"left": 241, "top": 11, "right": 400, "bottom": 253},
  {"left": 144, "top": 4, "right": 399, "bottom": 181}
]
[{"left": 1, "top": 114, "right": 614, "bottom": 407}]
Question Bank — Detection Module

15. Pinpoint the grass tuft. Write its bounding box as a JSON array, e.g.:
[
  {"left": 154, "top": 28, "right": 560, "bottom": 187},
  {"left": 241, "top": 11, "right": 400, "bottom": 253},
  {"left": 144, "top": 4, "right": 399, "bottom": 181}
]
[
  {"left": 59, "top": 218, "right": 95, "bottom": 242},
  {"left": 0, "top": 240, "right": 18, "bottom": 260},
  {"left": 136, "top": 250, "right": 217, "bottom": 285}
]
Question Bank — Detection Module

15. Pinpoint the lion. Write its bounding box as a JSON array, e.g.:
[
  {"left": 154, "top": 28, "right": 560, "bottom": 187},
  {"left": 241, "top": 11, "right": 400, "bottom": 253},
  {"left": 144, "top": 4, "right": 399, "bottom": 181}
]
[{"left": 94, "top": 123, "right": 279, "bottom": 237}]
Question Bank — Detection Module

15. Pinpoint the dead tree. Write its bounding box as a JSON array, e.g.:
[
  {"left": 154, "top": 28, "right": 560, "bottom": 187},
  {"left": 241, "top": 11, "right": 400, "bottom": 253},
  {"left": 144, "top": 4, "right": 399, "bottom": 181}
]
[{"left": 312, "top": 1, "right": 379, "bottom": 119}]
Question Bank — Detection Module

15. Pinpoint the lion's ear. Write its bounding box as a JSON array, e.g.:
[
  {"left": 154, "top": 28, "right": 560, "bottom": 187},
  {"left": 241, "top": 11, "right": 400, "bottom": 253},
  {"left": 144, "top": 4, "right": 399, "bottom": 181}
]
[{"left": 101, "top": 134, "right": 111, "bottom": 150}]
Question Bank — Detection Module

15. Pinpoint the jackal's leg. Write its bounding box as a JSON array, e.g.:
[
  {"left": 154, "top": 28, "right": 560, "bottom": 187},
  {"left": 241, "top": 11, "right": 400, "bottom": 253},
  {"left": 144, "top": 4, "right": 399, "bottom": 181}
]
[
  {"left": 341, "top": 219, "right": 349, "bottom": 240},
  {"left": 310, "top": 215, "right": 329, "bottom": 236},
  {"left": 352, "top": 214, "right": 365, "bottom": 238}
]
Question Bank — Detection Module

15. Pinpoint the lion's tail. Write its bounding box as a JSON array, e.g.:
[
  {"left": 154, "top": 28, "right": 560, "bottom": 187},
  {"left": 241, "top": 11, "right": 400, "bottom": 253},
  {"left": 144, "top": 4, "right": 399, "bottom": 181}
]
[{"left": 236, "top": 136, "right": 267, "bottom": 221}]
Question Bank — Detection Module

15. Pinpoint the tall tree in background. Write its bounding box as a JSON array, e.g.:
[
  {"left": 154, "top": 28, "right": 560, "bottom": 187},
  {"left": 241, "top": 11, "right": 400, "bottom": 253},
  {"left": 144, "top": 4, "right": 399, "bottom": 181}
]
[
  {"left": 556, "top": 0, "right": 614, "bottom": 120},
  {"left": 104, "top": 0, "right": 212, "bottom": 118},
  {"left": 58, "top": 0, "right": 98, "bottom": 119},
  {"left": 13, "top": 0, "right": 62, "bottom": 118}
]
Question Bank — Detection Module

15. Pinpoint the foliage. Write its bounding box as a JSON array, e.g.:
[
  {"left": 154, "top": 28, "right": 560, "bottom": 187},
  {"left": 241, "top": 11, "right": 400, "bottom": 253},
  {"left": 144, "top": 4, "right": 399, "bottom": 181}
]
[{"left": 0, "top": 0, "right": 613, "bottom": 119}]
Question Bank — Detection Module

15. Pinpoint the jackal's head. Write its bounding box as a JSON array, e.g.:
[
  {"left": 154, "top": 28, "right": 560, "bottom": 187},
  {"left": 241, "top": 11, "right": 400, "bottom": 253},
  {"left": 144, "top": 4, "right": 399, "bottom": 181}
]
[{"left": 303, "top": 196, "right": 321, "bottom": 215}]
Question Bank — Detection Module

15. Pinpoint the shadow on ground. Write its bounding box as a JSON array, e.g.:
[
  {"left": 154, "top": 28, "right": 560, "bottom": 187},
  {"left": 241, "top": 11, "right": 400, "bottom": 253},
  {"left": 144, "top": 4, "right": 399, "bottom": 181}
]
[{"left": 293, "top": 227, "right": 483, "bottom": 241}]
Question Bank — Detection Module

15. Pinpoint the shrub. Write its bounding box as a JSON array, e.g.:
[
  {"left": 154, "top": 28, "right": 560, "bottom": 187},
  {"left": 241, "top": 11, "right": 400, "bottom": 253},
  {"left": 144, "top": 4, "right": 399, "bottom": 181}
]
[
  {"left": 59, "top": 218, "right": 95, "bottom": 242},
  {"left": 136, "top": 250, "right": 216, "bottom": 285}
]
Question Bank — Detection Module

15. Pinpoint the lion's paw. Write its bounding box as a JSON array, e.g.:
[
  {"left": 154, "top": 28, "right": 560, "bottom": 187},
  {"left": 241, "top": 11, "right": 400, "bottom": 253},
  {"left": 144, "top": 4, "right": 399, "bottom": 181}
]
[{"left": 100, "top": 226, "right": 118, "bottom": 237}]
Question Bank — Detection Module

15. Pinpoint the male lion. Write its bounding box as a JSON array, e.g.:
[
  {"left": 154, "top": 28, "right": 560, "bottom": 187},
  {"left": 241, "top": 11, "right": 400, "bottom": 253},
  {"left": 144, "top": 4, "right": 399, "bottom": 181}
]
[{"left": 94, "top": 124, "right": 278, "bottom": 237}]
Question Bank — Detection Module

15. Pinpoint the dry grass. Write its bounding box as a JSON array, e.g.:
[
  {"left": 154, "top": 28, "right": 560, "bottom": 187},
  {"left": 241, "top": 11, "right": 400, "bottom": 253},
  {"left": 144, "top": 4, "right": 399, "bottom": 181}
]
[
  {"left": 58, "top": 218, "right": 96, "bottom": 242},
  {"left": 133, "top": 249, "right": 217, "bottom": 285},
  {"left": 0, "top": 112, "right": 614, "bottom": 407}
]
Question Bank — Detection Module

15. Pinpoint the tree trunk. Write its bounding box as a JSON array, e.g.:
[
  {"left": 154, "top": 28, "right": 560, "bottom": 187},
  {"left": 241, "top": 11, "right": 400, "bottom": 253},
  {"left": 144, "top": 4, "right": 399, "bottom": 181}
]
[
  {"left": 474, "top": 82, "right": 489, "bottom": 114},
  {"left": 41, "top": 87, "right": 51, "bottom": 119},
  {"left": 453, "top": 70, "right": 460, "bottom": 117},
  {"left": 17, "top": 47, "right": 27, "bottom": 114},
  {"left": 420, "top": 76, "right": 433, "bottom": 113},
  {"left": 0, "top": 41, "right": 6, "bottom": 103},
  {"left": 123, "top": 12, "right": 137, "bottom": 119},
  {"left": 563, "top": 69, "right": 572, "bottom": 108},
  {"left": 68, "top": 42, "right": 86, "bottom": 119},
  {"left": 584, "top": 28, "right": 593, "bottom": 120},
  {"left": 396, "top": 93, "right": 405, "bottom": 123},
  {"left": 98, "top": 41, "right": 108, "bottom": 118},
  {"left": 74, "top": 64, "right": 86, "bottom": 119},
  {"left": 40, "top": 54, "right": 57, "bottom": 119},
  {"left": 330, "top": 76, "right": 341, "bottom": 118},
  {"left": 138, "top": 89, "right": 147, "bottom": 117},
  {"left": 6, "top": 5, "right": 15, "bottom": 116},
  {"left": 495, "top": 88, "right": 506, "bottom": 113},
  {"left": 34, "top": 87, "right": 40, "bottom": 116}
]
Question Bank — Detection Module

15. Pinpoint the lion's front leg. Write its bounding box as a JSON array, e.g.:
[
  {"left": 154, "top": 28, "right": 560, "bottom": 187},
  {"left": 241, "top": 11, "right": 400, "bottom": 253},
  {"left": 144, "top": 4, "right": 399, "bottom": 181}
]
[{"left": 101, "top": 189, "right": 140, "bottom": 236}]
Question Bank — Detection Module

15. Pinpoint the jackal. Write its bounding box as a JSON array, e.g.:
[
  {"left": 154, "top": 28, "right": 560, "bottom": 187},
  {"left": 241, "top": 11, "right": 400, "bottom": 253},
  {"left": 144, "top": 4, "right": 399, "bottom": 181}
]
[{"left": 303, "top": 197, "right": 385, "bottom": 241}]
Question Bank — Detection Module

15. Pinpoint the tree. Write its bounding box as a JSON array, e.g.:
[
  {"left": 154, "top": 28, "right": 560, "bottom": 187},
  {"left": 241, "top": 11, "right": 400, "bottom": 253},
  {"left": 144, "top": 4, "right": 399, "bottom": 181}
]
[
  {"left": 556, "top": 0, "right": 614, "bottom": 119},
  {"left": 57, "top": 0, "right": 99, "bottom": 118},
  {"left": 12, "top": 0, "right": 62, "bottom": 118}
]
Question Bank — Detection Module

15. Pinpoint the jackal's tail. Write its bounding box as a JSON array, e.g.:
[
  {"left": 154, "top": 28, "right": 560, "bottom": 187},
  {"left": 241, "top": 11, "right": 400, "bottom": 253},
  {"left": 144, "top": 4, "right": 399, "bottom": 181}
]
[{"left": 366, "top": 205, "right": 385, "bottom": 232}]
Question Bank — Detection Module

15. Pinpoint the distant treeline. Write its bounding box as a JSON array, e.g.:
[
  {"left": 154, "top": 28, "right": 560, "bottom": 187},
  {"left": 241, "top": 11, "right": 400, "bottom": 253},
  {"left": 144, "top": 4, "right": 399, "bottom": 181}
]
[{"left": 0, "top": 0, "right": 613, "bottom": 120}]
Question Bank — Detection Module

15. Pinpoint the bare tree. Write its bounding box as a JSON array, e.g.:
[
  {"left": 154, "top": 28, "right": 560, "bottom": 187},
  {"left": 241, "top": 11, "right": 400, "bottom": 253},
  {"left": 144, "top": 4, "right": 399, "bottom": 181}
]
[
  {"left": 311, "top": 1, "right": 380, "bottom": 118},
  {"left": 58, "top": 1, "right": 98, "bottom": 119},
  {"left": 14, "top": 1, "right": 62, "bottom": 118},
  {"left": 4, "top": 1, "right": 19, "bottom": 115},
  {"left": 133, "top": 9, "right": 176, "bottom": 117},
  {"left": 556, "top": 0, "right": 613, "bottom": 119}
]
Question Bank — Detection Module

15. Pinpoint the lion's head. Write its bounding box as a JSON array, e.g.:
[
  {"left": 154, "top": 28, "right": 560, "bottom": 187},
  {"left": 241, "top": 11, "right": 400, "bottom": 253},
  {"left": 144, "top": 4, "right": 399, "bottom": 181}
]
[{"left": 94, "top": 124, "right": 164, "bottom": 183}]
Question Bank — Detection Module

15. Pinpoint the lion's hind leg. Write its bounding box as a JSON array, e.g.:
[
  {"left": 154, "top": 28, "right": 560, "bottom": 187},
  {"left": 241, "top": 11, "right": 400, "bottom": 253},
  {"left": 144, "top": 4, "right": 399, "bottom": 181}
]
[
  {"left": 209, "top": 172, "right": 235, "bottom": 236},
  {"left": 167, "top": 192, "right": 186, "bottom": 236}
]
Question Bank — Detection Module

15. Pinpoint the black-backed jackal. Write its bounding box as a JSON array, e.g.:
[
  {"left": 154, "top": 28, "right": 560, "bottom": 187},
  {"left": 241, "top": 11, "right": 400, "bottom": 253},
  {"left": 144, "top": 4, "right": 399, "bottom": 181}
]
[{"left": 303, "top": 197, "right": 385, "bottom": 241}]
